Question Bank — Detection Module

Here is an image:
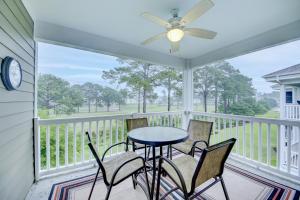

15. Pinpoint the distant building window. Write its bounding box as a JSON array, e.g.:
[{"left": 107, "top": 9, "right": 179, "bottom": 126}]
[{"left": 286, "top": 91, "right": 293, "bottom": 103}]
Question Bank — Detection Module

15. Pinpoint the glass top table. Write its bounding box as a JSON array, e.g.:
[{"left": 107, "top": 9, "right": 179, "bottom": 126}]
[
  {"left": 128, "top": 126, "right": 188, "bottom": 147},
  {"left": 127, "top": 126, "right": 188, "bottom": 199}
]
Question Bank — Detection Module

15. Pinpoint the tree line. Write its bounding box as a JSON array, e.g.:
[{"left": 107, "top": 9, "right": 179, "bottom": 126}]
[
  {"left": 38, "top": 58, "right": 276, "bottom": 117},
  {"left": 194, "top": 61, "right": 277, "bottom": 116},
  {"left": 38, "top": 58, "right": 183, "bottom": 115},
  {"left": 38, "top": 74, "right": 128, "bottom": 114}
]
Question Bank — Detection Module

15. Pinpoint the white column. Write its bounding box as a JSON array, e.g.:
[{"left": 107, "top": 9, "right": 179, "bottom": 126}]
[
  {"left": 279, "top": 84, "right": 286, "bottom": 119},
  {"left": 279, "top": 84, "right": 287, "bottom": 170},
  {"left": 182, "top": 63, "right": 193, "bottom": 129}
]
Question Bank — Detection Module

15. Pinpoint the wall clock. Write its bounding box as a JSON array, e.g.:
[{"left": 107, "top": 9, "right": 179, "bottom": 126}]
[{"left": 1, "top": 56, "right": 22, "bottom": 91}]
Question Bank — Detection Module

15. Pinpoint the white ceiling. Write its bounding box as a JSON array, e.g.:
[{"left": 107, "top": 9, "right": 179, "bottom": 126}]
[{"left": 23, "top": 0, "right": 300, "bottom": 60}]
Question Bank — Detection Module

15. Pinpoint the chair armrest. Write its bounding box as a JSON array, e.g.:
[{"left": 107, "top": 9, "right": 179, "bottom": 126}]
[
  {"left": 192, "top": 140, "right": 208, "bottom": 149},
  {"left": 159, "top": 156, "right": 188, "bottom": 195},
  {"left": 101, "top": 142, "right": 127, "bottom": 161},
  {"left": 110, "top": 156, "right": 145, "bottom": 184},
  {"left": 191, "top": 141, "right": 207, "bottom": 156}
]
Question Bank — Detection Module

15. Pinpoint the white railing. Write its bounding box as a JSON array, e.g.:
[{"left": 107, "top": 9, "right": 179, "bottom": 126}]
[
  {"left": 285, "top": 104, "right": 300, "bottom": 119},
  {"left": 34, "top": 110, "right": 300, "bottom": 184},
  {"left": 191, "top": 111, "right": 300, "bottom": 183},
  {"left": 34, "top": 111, "right": 183, "bottom": 179}
]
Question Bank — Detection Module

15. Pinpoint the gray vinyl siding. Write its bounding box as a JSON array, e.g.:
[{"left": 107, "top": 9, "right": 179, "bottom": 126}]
[{"left": 0, "top": 0, "right": 35, "bottom": 199}]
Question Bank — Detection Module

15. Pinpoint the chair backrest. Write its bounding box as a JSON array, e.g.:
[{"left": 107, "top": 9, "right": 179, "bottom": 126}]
[
  {"left": 187, "top": 120, "right": 213, "bottom": 144},
  {"left": 126, "top": 118, "right": 148, "bottom": 132},
  {"left": 86, "top": 132, "right": 109, "bottom": 185},
  {"left": 191, "top": 138, "right": 236, "bottom": 190}
]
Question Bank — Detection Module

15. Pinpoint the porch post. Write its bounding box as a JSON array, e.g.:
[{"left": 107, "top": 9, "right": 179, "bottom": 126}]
[
  {"left": 279, "top": 84, "right": 286, "bottom": 119},
  {"left": 279, "top": 84, "right": 286, "bottom": 170},
  {"left": 182, "top": 62, "right": 193, "bottom": 129}
]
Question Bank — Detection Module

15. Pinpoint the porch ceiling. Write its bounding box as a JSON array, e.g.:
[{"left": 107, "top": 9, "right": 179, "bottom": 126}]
[{"left": 23, "top": 0, "right": 300, "bottom": 68}]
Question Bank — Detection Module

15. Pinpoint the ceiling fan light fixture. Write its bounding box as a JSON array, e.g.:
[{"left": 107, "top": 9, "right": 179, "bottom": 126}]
[{"left": 167, "top": 28, "right": 184, "bottom": 42}]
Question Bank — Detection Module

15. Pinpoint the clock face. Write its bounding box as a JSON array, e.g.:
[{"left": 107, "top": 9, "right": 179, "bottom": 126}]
[
  {"left": 1, "top": 57, "right": 23, "bottom": 91},
  {"left": 9, "top": 60, "right": 22, "bottom": 88}
]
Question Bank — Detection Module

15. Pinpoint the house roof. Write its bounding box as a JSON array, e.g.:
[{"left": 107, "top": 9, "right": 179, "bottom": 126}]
[{"left": 263, "top": 64, "right": 300, "bottom": 79}]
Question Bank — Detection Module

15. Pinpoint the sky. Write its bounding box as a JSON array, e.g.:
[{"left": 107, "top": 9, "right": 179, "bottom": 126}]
[{"left": 38, "top": 40, "right": 300, "bottom": 93}]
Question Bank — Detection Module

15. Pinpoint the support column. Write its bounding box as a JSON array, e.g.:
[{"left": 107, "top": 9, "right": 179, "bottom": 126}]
[
  {"left": 279, "top": 84, "right": 286, "bottom": 119},
  {"left": 182, "top": 63, "right": 193, "bottom": 129},
  {"left": 279, "top": 84, "right": 286, "bottom": 170}
]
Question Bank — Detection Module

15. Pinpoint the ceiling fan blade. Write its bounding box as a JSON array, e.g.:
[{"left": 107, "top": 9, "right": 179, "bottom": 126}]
[
  {"left": 185, "top": 28, "right": 217, "bottom": 39},
  {"left": 141, "top": 12, "right": 170, "bottom": 28},
  {"left": 181, "top": 0, "right": 214, "bottom": 25},
  {"left": 141, "top": 32, "right": 166, "bottom": 45},
  {"left": 170, "top": 41, "right": 180, "bottom": 53}
]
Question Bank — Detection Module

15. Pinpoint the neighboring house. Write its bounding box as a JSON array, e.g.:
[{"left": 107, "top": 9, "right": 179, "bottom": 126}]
[{"left": 263, "top": 64, "right": 300, "bottom": 172}]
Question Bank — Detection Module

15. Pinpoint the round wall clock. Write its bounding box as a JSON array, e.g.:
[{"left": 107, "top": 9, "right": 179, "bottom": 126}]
[{"left": 1, "top": 56, "right": 22, "bottom": 91}]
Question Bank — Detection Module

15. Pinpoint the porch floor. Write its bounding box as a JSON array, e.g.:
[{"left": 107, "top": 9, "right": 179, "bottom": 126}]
[{"left": 26, "top": 155, "right": 300, "bottom": 200}]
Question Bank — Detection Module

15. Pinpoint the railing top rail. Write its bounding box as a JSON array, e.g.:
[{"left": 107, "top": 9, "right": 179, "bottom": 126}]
[
  {"left": 191, "top": 111, "right": 300, "bottom": 127},
  {"left": 285, "top": 104, "right": 300, "bottom": 107},
  {"left": 38, "top": 111, "right": 183, "bottom": 125}
]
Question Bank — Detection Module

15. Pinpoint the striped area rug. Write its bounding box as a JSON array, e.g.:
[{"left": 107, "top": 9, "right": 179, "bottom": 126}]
[{"left": 49, "top": 152, "right": 300, "bottom": 200}]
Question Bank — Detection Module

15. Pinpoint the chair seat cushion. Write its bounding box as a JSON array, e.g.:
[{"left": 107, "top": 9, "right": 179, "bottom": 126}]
[
  {"left": 162, "top": 155, "right": 197, "bottom": 193},
  {"left": 172, "top": 140, "right": 206, "bottom": 154},
  {"left": 103, "top": 151, "right": 144, "bottom": 184}
]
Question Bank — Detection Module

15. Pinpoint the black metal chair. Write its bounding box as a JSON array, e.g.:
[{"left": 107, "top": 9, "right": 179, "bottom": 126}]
[
  {"left": 156, "top": 138, "right": 236, "bottom": 200},
  {"left": 86, "top": 132, "right": 150, "bottom": 200},
  {"left": 169, "top": 120, "right": 213, "bottom": 159},
  {"left": 126, "top": 118, "right": 151, "bottom": 159}
]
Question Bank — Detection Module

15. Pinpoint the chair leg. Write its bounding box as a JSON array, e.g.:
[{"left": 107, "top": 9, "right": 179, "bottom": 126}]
[
  {"left": 105, "top": 184, "right": 113, "bottom": 200},
  {"left": 88, "top": 167, "right": 100, "bottom": 200},
  {"left": 169, "top": 145, "right": 173, "bottom": 160},
  {"left": 155, "top": 158, "right": 162, "bottom": 200},
  {"left": 147, "top": 146, "right": 151, "bottom": 160},
  {"left": 220, "top": 177, "right": 230, "bottom": 200},
  {"left": 143, "top": 164, "right": 151, "bottom": 199},
  {"left": 167, "top": 145, "right": 169, "bottom": 158},
  {"left": 132, "top": 174, "right": 136, "bottom": 189},
  {"left": 144, "top": 145, "right": 147, "bottom": 159}
]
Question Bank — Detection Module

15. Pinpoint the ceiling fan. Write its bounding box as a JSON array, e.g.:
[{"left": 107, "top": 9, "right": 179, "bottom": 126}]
[{"left": 141, "top": 0, "right": 217, "bottom": 53}]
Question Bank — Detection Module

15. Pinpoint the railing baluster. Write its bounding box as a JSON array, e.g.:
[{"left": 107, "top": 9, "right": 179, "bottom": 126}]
[
  {"left": 73, "top": 123, "right": 76, "bottom": 164},
  {"left": 298, "top": 126, "right": 300, "bottom": 176},
  {"left": 116, "top": 120, "right": 119, "bottom": 153},
  {"left": 236, "top": 120, "right": 239, "bottom": 154},
  {"left": 242, "top": 120, "right": 246, "bottom": 157},
  {"left": 65, "top": 124, "right": 69, "bottom": 165},
  {"left": 287, "top": 126, "right": 292, "bottom": 173},
  {"left": 276, "top": 124, "right": 280, "bottom": 169},
  {"left": 152, "top": 116, "right": 155, "bottom": 126},
  {"left": 55, "top": 125, "right": 59, "bottom": 168},
  {"left": 229, "top": 118, "right": 233, "bottom": 139},
  {"left": 250, "top": 120, "right": 254, "bottom": 160},
  {"left": 103, "top": 120, "right": 106, "bottom": 156},
  {"left": 122, "top": 118, "right": 125, "bottom": 143},
  {"left": 88, "top": 121, "right": 92, "bottom": 161},
  {"left": 218, "top": 118, "right": 221, "bottom": 143},
  {"left": 96, "top": 121, "right": 99, "bottom": 154},
  {"left": 109, "top": 119, "right": 112, "bottom": 156},
  {"left": 81, "top": 122, "right": 84, "bottom": 161},
  {"left": 223, "top": 118, "right": 226, "bottom": 140},
  {"left": 46, "top": 125, "right": 50, "bottom": 170},
  {"left": 258, "top": 122, "right": 262, "bottom": 162},
  {"left": 267, "top": 123, "right": 271, "bottom": 165}
]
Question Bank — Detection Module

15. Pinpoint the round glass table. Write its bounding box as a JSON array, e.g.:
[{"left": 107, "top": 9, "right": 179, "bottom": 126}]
[{"left": 128, "top": 126, "right": 188, "bottom": 199}]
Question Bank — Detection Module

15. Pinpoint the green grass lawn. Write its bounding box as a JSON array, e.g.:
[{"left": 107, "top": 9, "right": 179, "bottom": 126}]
[{"left": 39, "top": 103, "right": 183, "bottom": 119}]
